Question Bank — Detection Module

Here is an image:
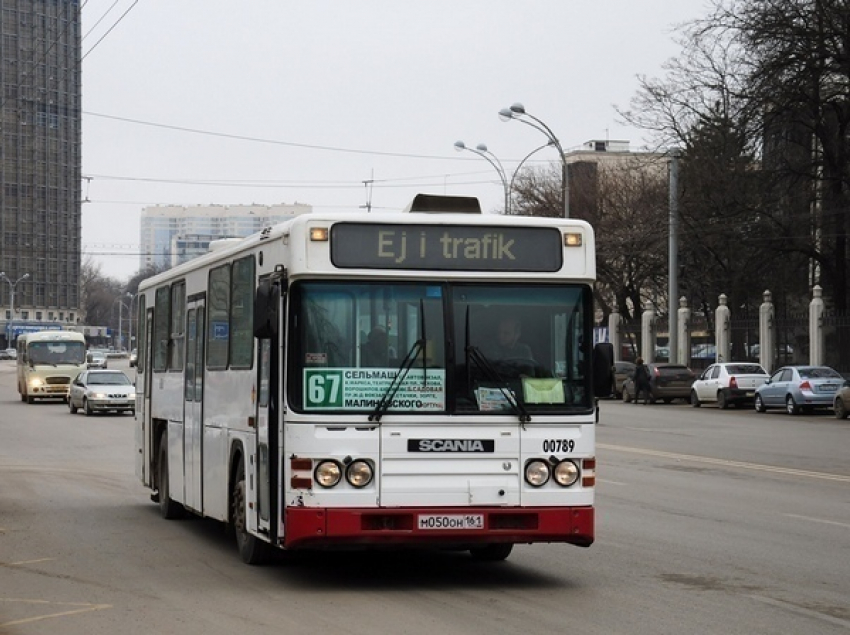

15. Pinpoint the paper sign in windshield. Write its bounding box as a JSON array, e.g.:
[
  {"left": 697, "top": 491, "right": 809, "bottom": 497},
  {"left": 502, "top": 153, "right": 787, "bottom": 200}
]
[{"left": 304, "top": 368, "right": 445, "bottom": 411}]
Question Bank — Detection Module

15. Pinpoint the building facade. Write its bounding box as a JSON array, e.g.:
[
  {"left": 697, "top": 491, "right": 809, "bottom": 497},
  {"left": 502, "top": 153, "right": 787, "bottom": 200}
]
[
  {"left": 139, "top": 203, "right": 312, "bottom": 271},
  {"left": 0, "top": 0, "right": 82, "bottom": 347}
]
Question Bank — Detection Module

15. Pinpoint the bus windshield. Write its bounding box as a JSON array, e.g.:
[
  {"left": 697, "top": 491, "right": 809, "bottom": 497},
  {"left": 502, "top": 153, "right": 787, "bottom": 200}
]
[
  {"left": 27, "top": 340, "right": 87, "bottom": 365},
  {"left": 291, "top": 281, "right": 592, "bottom": 415}
]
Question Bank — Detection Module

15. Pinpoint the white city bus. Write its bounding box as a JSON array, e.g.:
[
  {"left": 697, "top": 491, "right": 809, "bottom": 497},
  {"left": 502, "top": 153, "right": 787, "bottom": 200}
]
[
  {"left": 17, "top": 329, "right": 87, "bottom": 403},
  {"left": 135, "top": 194, "right": 610, "bottom": 563}
]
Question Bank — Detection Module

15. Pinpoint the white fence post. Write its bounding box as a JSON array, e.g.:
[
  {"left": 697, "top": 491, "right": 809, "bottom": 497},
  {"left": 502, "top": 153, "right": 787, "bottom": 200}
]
[
  {"left": 609, "top": 309, "right": 623, "bottom": 362},
  {"left": 759, "top": 290, "right": 776, "bottom": 372},
  {"left": 642, "top": 300, "right": 656, "bottom": 362},
  {"left": 677, "top": 296, "right": 691, "bottom": 366},
  {"left": 809, "top": 285, "right": 824, "bottom": 366},
  {"left": 715, "top": 294, "right": 731, "bottom": 363}
]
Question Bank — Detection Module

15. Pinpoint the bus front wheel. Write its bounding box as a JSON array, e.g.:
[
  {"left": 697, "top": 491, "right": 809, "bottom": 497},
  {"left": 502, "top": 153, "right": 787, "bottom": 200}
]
[{"left": 231, "top": 460, "right": 270, "bottom": 565}]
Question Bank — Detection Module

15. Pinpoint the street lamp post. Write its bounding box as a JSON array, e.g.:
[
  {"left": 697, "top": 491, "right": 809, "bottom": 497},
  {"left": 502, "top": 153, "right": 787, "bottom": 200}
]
[
  {"left": 1, "top": 272, "right": 30, "bottom": 341},
  {"left": 127, "top": 291, "right": 137, "bottom": 352},
  {"left": 453, "top": 141, "right": 510, "bottom": 213},
  {"left": 112, "top": 296, "right": 130, "bottom": 352},
  {"left": 508, "top": 141, "right": 557, "bottom": 213},
  {"left": 499, "top": 102, "right": 569, "bottom": 218}
]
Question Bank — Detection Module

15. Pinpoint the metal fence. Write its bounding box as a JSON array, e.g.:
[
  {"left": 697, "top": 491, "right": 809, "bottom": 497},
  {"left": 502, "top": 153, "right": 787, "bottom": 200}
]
[
  {"left": 823, "top": 310, "right": 850, "bottom": 374},
  {"left": 614, "top": 309, "right": 850, "bottom": 374}
]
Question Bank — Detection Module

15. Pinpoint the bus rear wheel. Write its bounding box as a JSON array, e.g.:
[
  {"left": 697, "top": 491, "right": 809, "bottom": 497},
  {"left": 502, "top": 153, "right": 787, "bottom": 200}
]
[
  {"left": 470, "top": 543, "right": 513, "bottom": 561},
  {"left": 231, "top": 460, "right": 270, "bottom": 565}
]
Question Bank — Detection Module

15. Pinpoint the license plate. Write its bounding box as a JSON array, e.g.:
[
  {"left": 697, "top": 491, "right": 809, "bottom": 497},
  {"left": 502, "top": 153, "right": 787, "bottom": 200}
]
[
  {"left": 418, "top": 514, "right": 484, "bottom": 530},
  {"left": 745, "top": 392, "right": 754, "bottom": 397}
]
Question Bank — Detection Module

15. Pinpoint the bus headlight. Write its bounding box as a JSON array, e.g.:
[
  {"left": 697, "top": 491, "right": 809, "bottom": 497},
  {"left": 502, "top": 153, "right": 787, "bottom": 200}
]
[
  {"left": 314, "top": 461, "right": 342, "bottom": 488},
  {"left": 524, "top": 460, "right": 550, "bottom": 487},
  {"left": 28, "top": 377, "right": 44, "bottom": 388},
  {"left": 553, "top": 460, "right": 580, "bottom": 487},
  {"left": 345, "top": 460, "right": 373, "bottom": 488}
]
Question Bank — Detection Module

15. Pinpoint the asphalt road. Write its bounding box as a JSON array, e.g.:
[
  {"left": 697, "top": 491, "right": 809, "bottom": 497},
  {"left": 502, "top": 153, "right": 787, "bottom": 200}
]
[{"left": 1, "top": 359, "right": 848, "bottom": 634}]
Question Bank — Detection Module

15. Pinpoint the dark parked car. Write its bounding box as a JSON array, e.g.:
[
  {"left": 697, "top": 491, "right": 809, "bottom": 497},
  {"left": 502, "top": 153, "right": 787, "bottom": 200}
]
[
  {"left": 622, "top": 362, "right": 696, "bottom": 404},
  {"left": 834, "top": 380, "right": 850, "bottom": 419}
]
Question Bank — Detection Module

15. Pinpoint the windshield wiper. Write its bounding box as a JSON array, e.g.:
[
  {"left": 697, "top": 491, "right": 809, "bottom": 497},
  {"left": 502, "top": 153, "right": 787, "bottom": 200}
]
[
  {"left": 464, "top": 306, "right": 530, "bottom": 423},
  {"left": 368, "top": 339, "right": 425, "bottom": 422},
  {"left": 369, "top": 299, "right": 429, "bottom": 422}
]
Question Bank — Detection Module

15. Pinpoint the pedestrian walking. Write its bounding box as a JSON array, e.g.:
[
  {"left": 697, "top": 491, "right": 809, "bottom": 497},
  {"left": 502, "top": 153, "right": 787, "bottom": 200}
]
[{"left": 633, "top": 357, "right": 651, "bottom": 405}]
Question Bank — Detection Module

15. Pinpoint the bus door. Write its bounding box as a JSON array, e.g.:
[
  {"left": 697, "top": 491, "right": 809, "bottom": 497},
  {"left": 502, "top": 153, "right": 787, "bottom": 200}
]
[
  {"left": 255, "top": 338, "right": 272, "bottom": 536},
  {"left": 183, "top": 297, "right": 205, "bottom": 513},
  {"left": 140, "top": 308, "right": 155, "bottom": 485},
  {"left": 253, "top": 274, "right": 284, "bottom": 541}
]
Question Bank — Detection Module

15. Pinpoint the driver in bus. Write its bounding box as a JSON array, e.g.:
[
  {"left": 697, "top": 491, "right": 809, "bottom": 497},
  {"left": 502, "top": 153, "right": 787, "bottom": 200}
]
[{"left": 485, "top": 316, "right": 533, "bottom": 361}]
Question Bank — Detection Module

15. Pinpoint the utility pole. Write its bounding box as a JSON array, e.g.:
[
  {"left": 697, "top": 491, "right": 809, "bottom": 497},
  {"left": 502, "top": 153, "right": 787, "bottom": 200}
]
[{"left": 668, "top": 148, "right": 681, "bottom": 363}]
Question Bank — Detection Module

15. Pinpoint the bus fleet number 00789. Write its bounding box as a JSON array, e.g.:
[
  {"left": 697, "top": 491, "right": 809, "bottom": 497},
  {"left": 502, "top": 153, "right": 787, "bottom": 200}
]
[{"left": 542, "top": 439, "right": 575, "bottom": 453}]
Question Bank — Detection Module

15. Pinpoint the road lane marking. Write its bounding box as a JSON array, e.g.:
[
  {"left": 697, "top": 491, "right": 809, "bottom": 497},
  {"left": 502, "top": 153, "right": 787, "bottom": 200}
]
[
  {"left": 7, "top": 558, "right": 56, "bottom": 566},
  {"left": 0, "top": 598, "right": 112, "bottom": 628},
  {"left": 782, "top": 513, "right": 850, "bottom": 529},
  {"left": 598, "top": 443, "right": 850, "bottom": 483},
  {"left": 747, "top": 595, "right": 850, "bottom": 629},
  {"left": 597, "top": 478, "right": 627, "bottom": 486}
]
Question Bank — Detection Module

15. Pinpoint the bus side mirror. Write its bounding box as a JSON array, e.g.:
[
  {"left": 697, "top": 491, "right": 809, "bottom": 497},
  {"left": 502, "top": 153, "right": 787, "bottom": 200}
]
[
  {"left": 592, "top": 342, "right": 614, "bottom": 399},
  {"left": 254, "top": 279, "right": 280, "bottom": 339}
]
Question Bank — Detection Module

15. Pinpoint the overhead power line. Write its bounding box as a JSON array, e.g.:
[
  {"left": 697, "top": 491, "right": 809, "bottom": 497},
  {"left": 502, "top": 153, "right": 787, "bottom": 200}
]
[
  {"left": 83, "top": 111, "right": 490, "bottom": 161},
  {"left": 82, "top": 0, "right": 139, "bottom": 60}
]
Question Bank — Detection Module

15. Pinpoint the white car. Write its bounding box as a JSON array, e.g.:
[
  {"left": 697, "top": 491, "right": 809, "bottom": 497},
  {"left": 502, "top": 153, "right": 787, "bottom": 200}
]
[
  {"left": 690, "top": 362, "right": 769, "bottom": 409},
  {"left": 68, "top": 370, "right": 136, "bottom": 416},
  {"left": 86, "top": 351, "right": 108, "bottom": 369}
]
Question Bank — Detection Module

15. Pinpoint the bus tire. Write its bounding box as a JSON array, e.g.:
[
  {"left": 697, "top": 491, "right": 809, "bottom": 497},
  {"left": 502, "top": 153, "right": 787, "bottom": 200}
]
[
  {"left": 158, "top": 432, "right": 184, "bottom": 520},
  {"left": 231, "top": 460, "right": 269, "bottom": 565},
  {"left": 470, "top": 543, "right": 513, "bottom": 561},
  {"left": 26, "top": 394, "right": 34, "bottom": 404}
]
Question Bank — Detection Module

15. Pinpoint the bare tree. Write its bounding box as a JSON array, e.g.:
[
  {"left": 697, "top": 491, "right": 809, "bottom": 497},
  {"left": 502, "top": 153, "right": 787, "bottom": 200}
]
[
  {"left": 621, "top": 0, "right": 850, "bottom": 310},
  {"left": 511, "top": 158, "right": 669, "bottom": 323}
]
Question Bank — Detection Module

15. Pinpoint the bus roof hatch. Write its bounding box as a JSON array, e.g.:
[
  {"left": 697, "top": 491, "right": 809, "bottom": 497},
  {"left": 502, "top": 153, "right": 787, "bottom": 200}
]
[{"left": 401, "top": 194, "right": 481, "bottom": 214}]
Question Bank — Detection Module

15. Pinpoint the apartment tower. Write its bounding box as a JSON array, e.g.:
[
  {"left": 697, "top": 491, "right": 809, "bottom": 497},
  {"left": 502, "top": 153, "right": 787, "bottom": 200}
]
[{"left": 0, "top": 0, "right": 82, "bottom": 345}]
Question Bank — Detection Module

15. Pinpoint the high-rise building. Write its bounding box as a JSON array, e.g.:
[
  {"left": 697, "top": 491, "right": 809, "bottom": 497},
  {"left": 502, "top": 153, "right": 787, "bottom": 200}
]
[
  {"left": 0, "top": 1, "right": 82, "bottom": 346},
  {"left": 140, "top": 203, "right": 312, "bottom": 271}
]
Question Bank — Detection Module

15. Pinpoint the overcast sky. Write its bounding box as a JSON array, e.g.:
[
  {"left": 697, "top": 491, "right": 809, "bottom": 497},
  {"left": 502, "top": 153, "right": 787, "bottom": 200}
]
[{"left": 81, "top": 0, "right": 710, "bottom": 281}]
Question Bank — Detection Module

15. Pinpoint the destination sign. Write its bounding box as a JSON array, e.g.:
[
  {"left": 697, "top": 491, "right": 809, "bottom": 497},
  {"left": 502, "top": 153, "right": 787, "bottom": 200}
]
[{"left": 330, "top": 223, "right": 563, "bottom": 271}]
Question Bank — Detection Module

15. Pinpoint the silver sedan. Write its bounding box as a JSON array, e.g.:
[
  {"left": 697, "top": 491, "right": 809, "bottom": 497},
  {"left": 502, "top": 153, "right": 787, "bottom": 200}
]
[
  {"left": 69, "top": 370, "right": 136, "bottom": 416},
  {"left": 754, "top": 365, "right": 843, "bottom": 415}
]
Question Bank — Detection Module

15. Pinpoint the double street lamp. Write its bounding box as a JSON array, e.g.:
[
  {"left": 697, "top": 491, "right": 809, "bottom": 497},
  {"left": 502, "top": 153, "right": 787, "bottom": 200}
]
[
  {"left": 499, "top": 102, "right": 570, "bottom": 218},
  {"left": 0, "top": 271, "right": 30, "bottom": 319},
  {"left": 453, "top": 141, "right": 510, "bottom": 213}
]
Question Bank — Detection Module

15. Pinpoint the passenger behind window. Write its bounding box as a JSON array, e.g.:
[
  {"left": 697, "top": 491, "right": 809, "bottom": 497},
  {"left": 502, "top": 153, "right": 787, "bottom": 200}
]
[{"left": 361, "top": 326, "right": 390, "bottom": 367}]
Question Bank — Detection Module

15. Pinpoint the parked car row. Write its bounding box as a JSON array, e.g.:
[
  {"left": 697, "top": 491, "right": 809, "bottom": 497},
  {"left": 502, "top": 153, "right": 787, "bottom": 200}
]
[{"left": 614, "top": 361, "right": 849, "bottom": 419}]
